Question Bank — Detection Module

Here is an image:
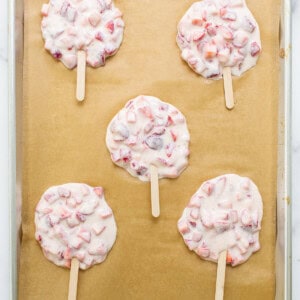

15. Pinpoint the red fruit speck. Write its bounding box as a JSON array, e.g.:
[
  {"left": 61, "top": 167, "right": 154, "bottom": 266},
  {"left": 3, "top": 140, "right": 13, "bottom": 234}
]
[
  {"left": 52, "top": 50, "right": 62, "bottom": 59},
  {"left": 166, "top": 115, "right": 174, "bottom": 126},
  {"left": 95, "top": 32, "right": 103, "bottom": 41},
  {"left": 106, "top": 21, "right": 115, "bottom": 33},
  {"left": 250, "top": 42, "right": 261, "bottom": 57}
]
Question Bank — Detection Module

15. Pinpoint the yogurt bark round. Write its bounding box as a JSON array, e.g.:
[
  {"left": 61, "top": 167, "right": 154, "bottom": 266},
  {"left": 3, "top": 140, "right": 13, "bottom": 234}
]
[
  {"left": 35, "top": 183, "right": 117, "bottom": 270},
  {"left": 41, "top": 0, "right": 124, "bottom": 69},
  {"left": 177, "top": 0, "right": 261, "bottom": 79},
  {"left": 178, "top": 174, "right": 263, "bottom": 266},
  {"left": 106, "top": 95, "right": 190, "bottom": 181}
]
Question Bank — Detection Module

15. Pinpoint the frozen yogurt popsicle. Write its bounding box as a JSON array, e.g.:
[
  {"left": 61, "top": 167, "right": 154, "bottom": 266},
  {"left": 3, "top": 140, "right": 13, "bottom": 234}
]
[
  {"left": 177, "top": 0, "right": 261, "bottom": 109},
  {"left": 41, "top": 0, "right": 124, "bottom": 100},
  {"left": 35, "top": 183, "right": 117, "bottom": 299},
  {"left": 106, "top": 95, "right": 190, "bottom": 217},
  {"left": 178, "top": 174, "right": 263, "bottom": 299}
]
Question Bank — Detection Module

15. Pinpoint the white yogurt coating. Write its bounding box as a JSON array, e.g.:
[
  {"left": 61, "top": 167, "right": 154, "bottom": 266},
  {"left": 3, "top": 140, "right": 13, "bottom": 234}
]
[
  {"left": 106, "top": 95, "right": 190, "bottom": 182},
  {"left": 178, "top": 174, "right": 263, "bottom": 266},
  {"left": 35, "top": 183, "right": 117, "bottom": 270},
  {"left": 177, "top": 0, "right": 261, "bottom": 79},
  {"left": 41, "top": 0, "right": 124, "bottom": 69}
]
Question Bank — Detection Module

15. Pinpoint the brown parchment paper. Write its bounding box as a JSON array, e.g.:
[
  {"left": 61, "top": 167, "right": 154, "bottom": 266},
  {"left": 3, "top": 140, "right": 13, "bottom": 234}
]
[{"left": 19, "top": 0, "right": 280, "bottom": 299}]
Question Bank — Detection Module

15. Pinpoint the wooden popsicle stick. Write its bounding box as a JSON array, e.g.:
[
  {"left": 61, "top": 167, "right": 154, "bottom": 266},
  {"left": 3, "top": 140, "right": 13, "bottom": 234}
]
[
  {"left": 68, "top": 258, "right": 80, "bottom": 300},
  {"left": 150, "top": 165, "right": 160, "bottom": 218},
  {"left": 215, "top": 250, "right": 227, "bottom": 300},
  {"left": 223, "top": 67, "right": 234, "bottom": 110},
  {"left": 76, "top": 50, "right": 86, "bottom": 101}
]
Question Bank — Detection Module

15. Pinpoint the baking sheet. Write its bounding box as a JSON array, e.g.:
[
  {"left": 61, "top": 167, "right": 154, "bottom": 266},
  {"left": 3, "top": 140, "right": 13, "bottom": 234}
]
[{"left": 19, "top": 0, "right": 280, "bottom": 299}]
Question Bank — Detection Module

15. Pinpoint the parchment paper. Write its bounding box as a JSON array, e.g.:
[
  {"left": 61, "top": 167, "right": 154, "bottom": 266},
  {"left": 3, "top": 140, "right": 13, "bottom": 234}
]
[{"left": 19, "top": 0, "right": 280, "bottom": 299}]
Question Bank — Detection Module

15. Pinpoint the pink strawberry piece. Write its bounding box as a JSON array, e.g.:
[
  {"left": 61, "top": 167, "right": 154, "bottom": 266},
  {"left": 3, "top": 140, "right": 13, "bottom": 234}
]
[
  {"left": 105, "top": 46, "right": 117, "bottom": 56},
  {"left": 94, "top": 187, "right": 104, "bottom": 198},
  {"left": 226, "top": 252, "right": 233, "bottom": 264},
  {"left": 214, "top": 220, "right": 230, "bottom": 233},
  {"left": 217, "top": 199, "right": 232, "bottom": 209},
  {"left": 233, "top": 32, "right": 249, "bottom": 48},
  {"left": 218, "top": 47, "right": 230, "bottom": 63},
  {"left": 89, "top": 12, "right": 101, "bottom": 27},
  {"left": 196, "top": 247, "right": 210, "bottom": 258},
  {"left": 190, "top": 208, "right": 200, "bottom": 220},
  {"left": 201, "top": 182, "right": 214, "bottom": 196},
  {"left": 120, "top": 148, "right": 132, "bottom": 163},
  {"left": 206, "top": 24, "right": 217, "bottom": 36},
  {"left": 111, "top": 151, "right": 121, "bottom": 162},
  {"left": 215, "top": 211, "right": 229, "bottom": 221},
  {"left": 69, "top": 236, "right": 83, "bottom": 249},
  {"left": 178, "top": 221, "right": 190, "bottom": 234},
  {"left": 242, "top": 17, "right": 256, "bottom": 33},
  {"left": 59, "top": 208, "right": 71, "bottom": 219},
  {"left": 99, "top": 208, "right": 113, "bottom": 219},
  {"left": 77, "top": 228, "right": 91, "bottom": 243},
  {"left": 165, "top": 143, "right": 175, "bottom": 158},
  {"left": 187, "top": 57, "right": 198, "bottom": 68},
  {"left": 58, "top": 187, "right": 71, "bottom": 198},
  {"left": 125, "top": 135, "right": 138, "bottom": 146},
  {"left": 157, "top": 157, "right": 173, "bottom": 167},
  {"left": 241, "top": 178, "right": 250, "bottom": 190},
  {"left": 75, "top": 251, "right": 85, "bottom": 261},
  {"left": 241, "top": 209, "right": 252, "bottom": 226},
  {"left": 166, "top": 115, "right": 174, "bottom": 126},
  {"left": 67, "top": 215, "right": 80, "bottom": 227},
  {"left": 250, "top": 42, "right": 261, "bottom": 57},
  {"left": 220, "top": 9, "right": 237, "bottom": 21},
  {"left": 41, "top": 4, "right": 49, "bottom": 16},
  {"left": 64, "top": 247, "right": 72, "bottom": 260},
  {"left": 200, "top": 209, "right": 213, "bottom": 228},
  {"left": 144, "top": 122, "right": 154, "bottom": 134},
  {"left": 65, "top": 260, "right": 71, "bottom": 268},
  {"left": 88, "top": 243, "right": 107, "bottom": 256},
  {"left": 219, "top": 26, "right": 233, "bottom": 40},
  {"left": 229, "top": 0, "right": 243, "bottom": 7},
  {"left": 193, "top": 30, "right": 205, "bottom": 41},
  {"left": 37, "top": 206, "right": 53, "bottom": 216},
  {"left": 188, "top": 195, "right": 202, "bottom": 208},
  {"left": 238, "top": 243, "right": 247, "bottom": 254},
  {"left": 95, "top": 31, "right": 104, "bottom": 41},
  {"left": 76, "top": 211, "right": 86, "bottom": 222},
  {"left": 192, "top": 19, "right": 203, "bottom": 26},
  {"left": 170, "top": 130, "right": 177, "bottom": 142},
  {"left": 63, "top": 54, "right": 76, "bottom": 68},
  {"left": 92, "top": 224, "right": 106, "bottom": 235},
  {"left": 46, "top": 214, "right": 60, "bottom": 227},
  {"left": 139, "top": 106, "right": 153, "bottom": 119},
  {"left": 66, "top": 26, "right": 77, "bottom": 36},
  {"left": 106, "top": 20, "right": 115, "bottom": 33},
  {"left": 152, "top": 126, "right": 166, "bottom": 135},
  {"left": 192, "top": 232, "right": 203, "bottom": 242},
  {"left": 126, "top": 111, "right": 136, "bottom": 123},
  {"left": 78, "top": 202, "right": 95, "bottom": 215},
  {"left": 203, "top": 43, "right": 217, "bottom": 59}
]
